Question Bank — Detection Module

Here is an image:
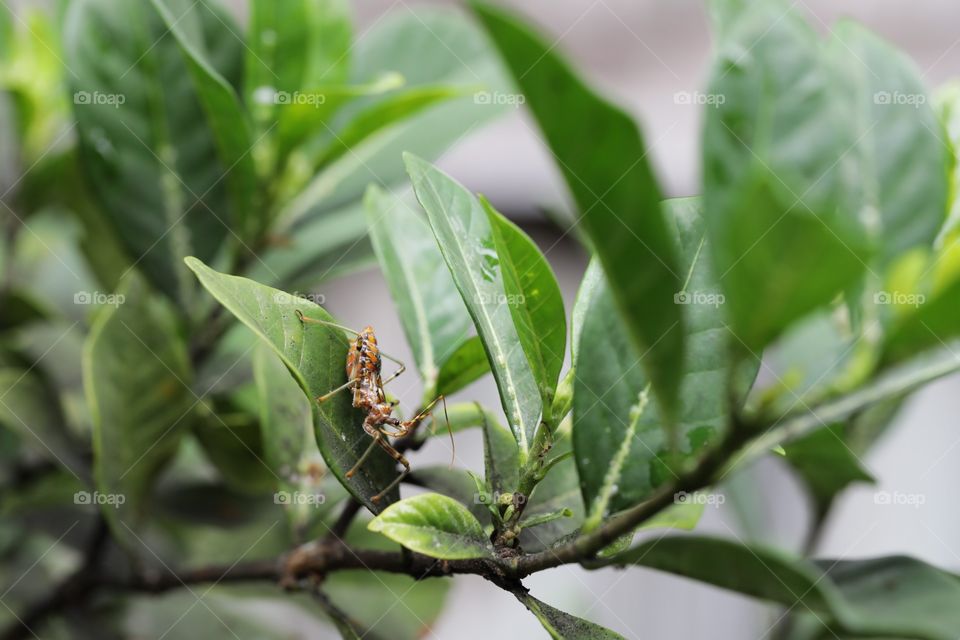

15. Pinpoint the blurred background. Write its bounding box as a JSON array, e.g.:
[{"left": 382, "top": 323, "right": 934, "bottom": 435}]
[{"left": 5, "top": 0, "right": 960, "bottom": 637}]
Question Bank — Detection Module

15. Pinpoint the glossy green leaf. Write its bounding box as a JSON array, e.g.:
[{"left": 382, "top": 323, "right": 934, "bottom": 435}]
[
  {"left": 485, "top": 198, "right": 567, "bottom": 416},
  {"left": 571, "top": 259, "right": 603, "bottom": 367},
  {"left": 65, "top": 0, "right": 242, "bottom": 301},
  {"left": 475, "top": 3, "right": 684, "bottom": 417},
  {"left": 410, "top": 466, "right": 490, "bottom": 524},
  {"left": 185, "top": 256, "right": 398, "bottom": 511},
  {"left": 610, "top": 536, "right": 960, "bottom": 640},
  {"left": 367, "top": 492, "right": 493, "bottom": 559},
  {"left": 702, "top": 0, "right": 869, "bottom": 351},
  {"left": 830, "top": 21, "right": 948, "bottom": 265},
  {"left": 436, "top": 336, "right": 491, "bottom": 397},
  {"left": 254, "top": 344, "right": 333, "bottom": 538},
  {"left": 516, "top": 592, "right": 625, "bottom": 640},
  {"left": 405, "top": 153, "right": 541, "bottom": 457},
  {"left": 364, "top": 185, "right": 473, "bottom": 394},
  {"left": 151, "top": 0, "right": 258, "bottom": 241},
  {"left": 783, "top": 423, "right": 874, "bottom": 510},
  {"left": 574, "top": 199, "right": 756, "bottom": 529},
  {"left": 83, "top": 273, "right": 193, "bottom": 545}
]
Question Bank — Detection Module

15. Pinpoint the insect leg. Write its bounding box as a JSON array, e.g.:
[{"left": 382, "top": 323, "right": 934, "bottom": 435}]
[
  {"left": 295, "top": 310, "right": 361, "bottom": 336},
  {"left": 371, "top": 441, "right": 410, "bottom": 503},
  {"left": 316, "top": 378, "right": 357, "bottom": 404},
  {"left": 346, "top": 432, "right": 381, "bottom": 479},
  {"left": 399, "top": 395, "right": 455, "bottom": 468}
]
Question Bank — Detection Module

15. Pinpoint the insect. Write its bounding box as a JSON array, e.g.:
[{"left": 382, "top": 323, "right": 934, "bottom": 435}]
[{"left": 296, "top": 310, "right": 451, "bottom": 503}]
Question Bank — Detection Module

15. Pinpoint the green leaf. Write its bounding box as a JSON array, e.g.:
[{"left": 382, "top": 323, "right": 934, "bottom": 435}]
[
  {"left": 574, "top": 199, "right": 757, "bottom": 528},
  {"left": 284, "top": 6, "right": 511, "bottom": 218},
  {"left": 65, "top": 0, "right": 242, "bottom": 301},
  {"left": 783, "top": 423, "right": 874, "bottom": 510},
  {"left": 364, "top": 185, "right": 473, "bottom": 394},
  {"left": 409, "top": 466, "right": 489, "bottom": 524},
  {"left": 0, "top": 4, "right": 11, "bottom": 62},
  {"left": 253, "top": 344, "right": 332, "bottom": 538},
  {"left": 367, "top": 492, "right": 493, "bottom": 559},
  {"left": 702, "top": 0, "right": 869, "bottom": 351},
  {"left": 185, "top": 256, "right": 398, "bottom": 511},
  {"left": 571, "top": 259, "right": 604, "bottom": 367},
  {"left": 519, "top": 430, "right": 583, "bottom": 552},
  {"left": 0, "top": 290, "right": 48, "bottom": 333},
  {"left": 610, "top": 536, "right": 960, "bottom": 640},
  {"left": 937, "top": 83, "right": 960, "bottom": 239},
  {"left": 151, "top": 0, "right": 259, "bottom": 241},
  {"left": 405, "top": 153, "right": 541, "bottom": 457},
  {"left": 245, "top": 0, "right": 351, "bottom": 107},
  {"left": 474, "top": 3, "right": 684, "bottom": 417},
  {"left": 83, "top": 273, "right": 193, "bottom": 545},
  {"left": 485, "top": 198, "right": 567, "bottom": 416},
  {"left": 830, "top": 21, "right": 948, "bottom": 266},
  {"left": 515, "top": 591, "right": 625, "bottom": 640},
  {"left": 435, "top": 335, "right": 491, "bottom": 397},
  {"left": 480, "top": 404, "right": 520, "bottom": 495},
  {"left": 192, "top": 415, "right": 276, "bottom": 496}
]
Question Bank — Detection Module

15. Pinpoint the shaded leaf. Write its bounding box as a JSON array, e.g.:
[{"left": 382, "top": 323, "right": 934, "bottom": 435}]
[
  {"left": 783, "top": 423, "right": 874, "bottom": 510},
  {"left": 435, "top": 335, "right": 491, "bottom": 397},
  {"left": 185, "top": 256, "right": 398, "bottom": 511},
  {"left": 515, "top": 591, "right": 625, "bottom": 640},
  {"left": 83, "top": 273, "right": 193, "bottom": 545}
]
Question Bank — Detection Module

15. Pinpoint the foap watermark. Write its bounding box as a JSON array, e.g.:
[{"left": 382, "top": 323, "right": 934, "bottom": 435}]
[
  {"left": 474, "top": 490, "right": 526, "bottom": 507},
  {"left": 873, "top": 290, "right": 925, "bottom": 308},
  {"left": 74, "top": 90, "right": 126, "bottom": 108},
  {"left": 474, "top": 292, "right": 526, "bottom": 306},
  {"left": 274, "top": 90, "right": 327, "bottom": 107},
  {"left": 873, "top": 90, "right": 926, "bottom": 108},
  {"left": 273, "top": 291, "right": 326, "bottom": 305},
  {"left": 74, "top": 291, "right": 125, "bottom": 307},
  {"left": 674, "top": 290, "right": 725, "bottom": 308},
  {"left": 274, "top": 491, "right": 326, "bottom": 506},
  {"left": 674, "top": 490, "right": 726, "bottom": 507},
  {"left": 74, "top": 491, "right": 126, "bottom": 508},
  {"left": 674, "top": 91, "right": 725, "bottom": 107},
  {"left": 874, "top": 490, "right": 925, "bottom": 509},
  {"left": 474, "top": 90, "right": 525, "bottom": 107}
]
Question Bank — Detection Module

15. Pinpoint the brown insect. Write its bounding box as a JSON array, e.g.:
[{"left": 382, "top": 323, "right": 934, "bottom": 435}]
[{"left": 296, "top": 310, "right": 451, "bottom": 503}]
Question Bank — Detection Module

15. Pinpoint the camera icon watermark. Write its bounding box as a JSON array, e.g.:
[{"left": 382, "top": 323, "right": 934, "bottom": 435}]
[
  {"left": 873, "top": 490, "right": 925, "bottom": 509},
  {"left": 873, "top": 290, "right": 925, "bottom": 308},
  {"left": 74, "top": 291, "right": 125, "bottom": 307},
  {"left": 73, "top": 91, "right": 126, "bottom": 108},
  {"left": 274, "top": 491, "right": 326, "bottom": 506},
  {"left": 274, "top": 91, "right": 327, "bottom": 108},
  {"left": 674, "top": 490, "right": 725, "bottom": 507},
  {"left": 74, "top": 491, "right": 126, "bottom": 508},
  {"left": 473, "top": 91, "right": 526, "bottom": 107},
  {"left": 873, "top": 90, "right": 926, "bottom": 108},
  {"left": 674, "top": 290, "right": 725, "bottom": 308},
  {"left": 673, "top": 91, "right": 726, "bottom": 107}
]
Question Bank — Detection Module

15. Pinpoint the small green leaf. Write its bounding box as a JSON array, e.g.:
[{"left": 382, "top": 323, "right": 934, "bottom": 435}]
[
  {"left": 485, "top": 197, "right": 567, "bottom": 417},
  {"left": 516, "top": 591, "right": 625, "bottom": 640},
  {"left": 783, "top": 423, "right": 874, "bottom": 510},
  {"left": 480, "top": 405, "right": 520, "bottom": 495},
  {"left": 435, "top": 336, "right": 491, "bottom": 397},
  {"left": 405, "top": 153, "right": 541, "bottom": 458},
  {"left": 474, "top": 3, "right": 684, "bottom": 418},
  {"left": 364, "top": 185, "right": 473, "bottom": 394},
  {"left": 83, "top": 273, "right": 193, "bottom": 546},
  {"left": 409, "top": 466, "right": 489, "bottom": 524},
  {"left": 185, "top": 256, "right": 397, "bottom": 511},
  {"left": 367, "top": 493, "right": 493, "bottom": 559}
]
